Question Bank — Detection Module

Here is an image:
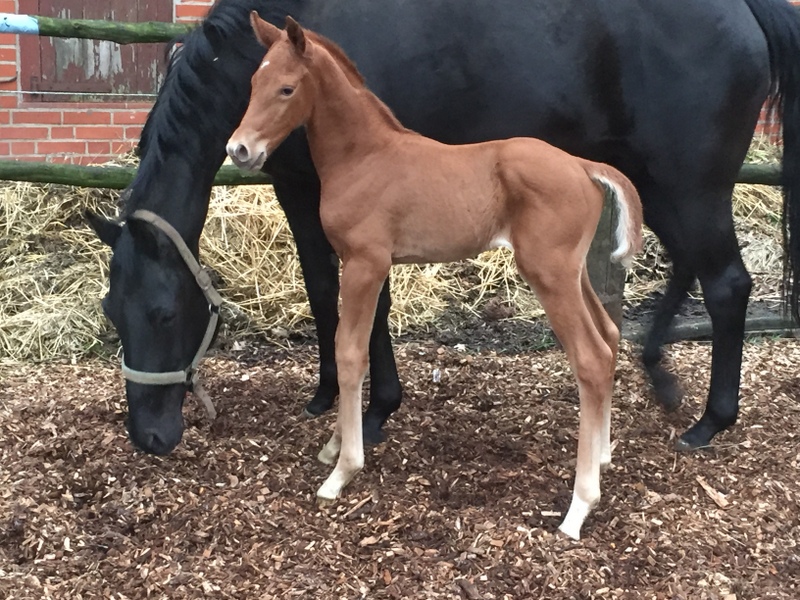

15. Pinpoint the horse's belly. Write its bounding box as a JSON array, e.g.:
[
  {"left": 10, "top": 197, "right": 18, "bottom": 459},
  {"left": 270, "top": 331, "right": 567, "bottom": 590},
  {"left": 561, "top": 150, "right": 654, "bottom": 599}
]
[{"left": 391, "top": 218, "right": 500, "bottom": 265}]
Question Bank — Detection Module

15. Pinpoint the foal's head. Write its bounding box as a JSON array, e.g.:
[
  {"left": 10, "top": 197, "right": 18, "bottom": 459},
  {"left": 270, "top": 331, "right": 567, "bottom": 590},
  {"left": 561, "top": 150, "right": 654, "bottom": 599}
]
[{"left": 227, "top": 14, "right": 314, "bottom": 171}]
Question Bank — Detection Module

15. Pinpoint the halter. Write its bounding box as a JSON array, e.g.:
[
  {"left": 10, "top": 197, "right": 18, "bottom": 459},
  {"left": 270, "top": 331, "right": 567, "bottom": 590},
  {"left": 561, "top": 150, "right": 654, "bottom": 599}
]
[{"left": 119, "top": 209, "right": 221, "bottom": 419}]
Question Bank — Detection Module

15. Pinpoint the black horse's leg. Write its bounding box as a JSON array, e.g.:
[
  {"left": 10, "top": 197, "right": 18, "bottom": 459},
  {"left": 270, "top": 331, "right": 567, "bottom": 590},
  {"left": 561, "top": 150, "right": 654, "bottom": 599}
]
[
  {"left": 678, "top": 247, "right": 751, "bottom": 450},
  {"left": 273, "top": 177, "right": 340, "bottom": 414},
  {"left": 639, "top": 179, "right": 751, "bottom": 449},
  {"left": 641, "top": 262, "right": 695, "bottom": 412},
  {"left": 364, "top": 277, "right": 403, "bottom": 443},
  {"left": 272, "top": 177, "right": 402, "bottom": 441}
]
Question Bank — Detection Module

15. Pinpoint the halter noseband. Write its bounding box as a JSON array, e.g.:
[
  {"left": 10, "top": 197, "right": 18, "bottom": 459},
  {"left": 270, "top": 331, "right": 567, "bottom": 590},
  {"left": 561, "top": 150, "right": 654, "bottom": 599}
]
[{"left": 119, "top": 209, "right": 221, "bottom": 419}]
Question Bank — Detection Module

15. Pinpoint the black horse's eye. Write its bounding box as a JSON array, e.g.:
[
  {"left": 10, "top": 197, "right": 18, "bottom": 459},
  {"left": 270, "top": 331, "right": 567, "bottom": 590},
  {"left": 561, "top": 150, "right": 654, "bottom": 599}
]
[
  {"left": 148, "top": 307, "right": 177, "bottom": 326},
  {"left": 280, "top": 86, "right": 295, "bottom": 97}
]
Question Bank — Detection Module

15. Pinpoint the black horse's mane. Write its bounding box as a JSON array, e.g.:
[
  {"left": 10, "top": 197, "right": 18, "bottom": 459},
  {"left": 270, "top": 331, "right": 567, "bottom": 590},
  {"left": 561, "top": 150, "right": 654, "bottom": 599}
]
[{"left": 126, "top": 0, "right": 286, "bottom": 213}]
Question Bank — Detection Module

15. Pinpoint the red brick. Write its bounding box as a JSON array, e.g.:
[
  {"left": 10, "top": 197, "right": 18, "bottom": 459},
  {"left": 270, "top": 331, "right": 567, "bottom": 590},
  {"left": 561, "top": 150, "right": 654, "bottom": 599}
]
[
  {"left": 0, "top": 34, "right": 16, "bottom": 46},
  {"left": 86, "top": 141, "right": 111, "bottom": 155},
  {"left": 125, "top": 125, "right": 143, "bottom": 140},
  {"left": 0, "top": 95, "right": 17, "bottom": 108},
  {"left": 0, "top": 0, "right": 17, "bottom": 13},
  {"left": 25, "top": 101, "right": 153, "bottom": 110},
  {"left": 2, "top": 126, "right": 49, "bottom": 139},
  {"left": 74, "top": 125, "right": 126, "bottom": 140},
  {"left": 10, "top": 141, "right": 36, "bottom": 156},
  {"left": 176, "top": 3, "right": 212, "bottom": 19},
  {"left": 0, "top": 79, "right": 15, "bottom": 91},
  {"left": 0, "top": 110, "right": 8, "bottom": 125},
  {"left": 63, "top": 110, "right": 112, "bottom": 125},
  {"left": 0, "top": 141, "right": 9, "bottom": 156},
  {"left": 38, "top": 140, "right": 87, "bottom": 155},
  {"left": 74, "top": 154, "right": 113, "bottom": 166},
  {"left": 0, "top": 63, "right": 17, "bottom": 78},
  {"left": 12, "top": 111, "right": 63, "bottom": 125},
  {"left": 112, "top": 111, "right": 150, "bottom": 125},
  {"left": 49, "top": 126, "right": 76, "bottom": 139},
  {"left": 0, "top": 48, "right": 16, "bottom": 62},
  {"left": 110, "top": 140, "right": 136, "bottom": 155}
]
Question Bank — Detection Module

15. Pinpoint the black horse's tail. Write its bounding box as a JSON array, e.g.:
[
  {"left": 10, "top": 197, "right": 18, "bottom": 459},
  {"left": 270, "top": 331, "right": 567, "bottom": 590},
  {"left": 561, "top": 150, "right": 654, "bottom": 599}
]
[{"left": 743, "top": 0, "right": 800, "bottom": 323}]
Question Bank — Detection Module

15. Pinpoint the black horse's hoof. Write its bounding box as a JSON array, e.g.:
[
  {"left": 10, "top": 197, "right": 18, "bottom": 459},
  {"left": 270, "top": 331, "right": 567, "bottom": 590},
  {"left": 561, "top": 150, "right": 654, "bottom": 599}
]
[
  {"left": 304, "top": 394, "right": 336, "bottom": 417},
  {"left": 674, "top": 437, "right": 698, "bottom": 452},
  {"left": 648, "top": 368, "right": 684, "bottom": 413},
  {"left": 363, "top": 425, "right": 387, "bottom": 445},
  {"left": 674, "top": 431, "right": 713, "bottom": 452}
]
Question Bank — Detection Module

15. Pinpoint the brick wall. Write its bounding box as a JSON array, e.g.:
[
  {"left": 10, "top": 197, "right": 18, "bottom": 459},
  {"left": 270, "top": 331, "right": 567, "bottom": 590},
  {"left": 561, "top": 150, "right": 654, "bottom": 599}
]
[{"left": 0, "top": 0, "right": 215, "bottom": 165}]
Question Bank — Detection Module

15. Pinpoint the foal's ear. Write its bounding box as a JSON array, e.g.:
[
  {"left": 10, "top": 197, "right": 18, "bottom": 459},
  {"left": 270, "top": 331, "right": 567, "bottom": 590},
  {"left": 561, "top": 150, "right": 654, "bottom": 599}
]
[
  {"left": 285, "top": 16, "right": 306, "bottom": 56},
  {"left": 250, "top": 11, "right": 282, "bottom": 47},
  {"left": 85, "top": 211, "right": 122, "bottom": 248}
]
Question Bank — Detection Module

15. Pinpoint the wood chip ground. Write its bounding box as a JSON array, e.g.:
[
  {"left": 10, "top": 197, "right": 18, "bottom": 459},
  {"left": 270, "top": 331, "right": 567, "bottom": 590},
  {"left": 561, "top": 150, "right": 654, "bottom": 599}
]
[{"left": 1, "top": 338, "right": 799, "bottom": 599}]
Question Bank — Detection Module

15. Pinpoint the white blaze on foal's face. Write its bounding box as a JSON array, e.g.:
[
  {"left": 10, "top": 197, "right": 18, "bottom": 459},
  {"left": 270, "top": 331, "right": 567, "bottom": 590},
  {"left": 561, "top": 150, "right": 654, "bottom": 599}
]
[{"left": 259, "top": 60, "right": 270, "bottom": 70}]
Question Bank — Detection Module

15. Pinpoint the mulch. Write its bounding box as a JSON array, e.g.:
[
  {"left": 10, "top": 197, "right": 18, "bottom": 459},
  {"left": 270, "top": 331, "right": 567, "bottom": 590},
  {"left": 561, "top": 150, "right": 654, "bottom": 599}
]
[{"left": 1, "top": 337, "right": 799, "bottom": 599}]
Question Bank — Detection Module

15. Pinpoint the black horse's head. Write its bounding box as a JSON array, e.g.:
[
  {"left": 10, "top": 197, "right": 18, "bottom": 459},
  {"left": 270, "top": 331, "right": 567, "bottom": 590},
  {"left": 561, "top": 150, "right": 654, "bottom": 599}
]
[
  {"left": 85, "top": 0, "right": 278, "bottom": 454},
  {"left": 88, "top": 211, "right": 219, "bottom": 454}
]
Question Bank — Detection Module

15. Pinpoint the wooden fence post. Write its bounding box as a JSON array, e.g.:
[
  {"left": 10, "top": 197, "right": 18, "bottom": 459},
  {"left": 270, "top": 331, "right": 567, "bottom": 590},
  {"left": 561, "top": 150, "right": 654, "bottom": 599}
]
[{"left": 587, "top": 194, "right": 627, "bottom": 329}]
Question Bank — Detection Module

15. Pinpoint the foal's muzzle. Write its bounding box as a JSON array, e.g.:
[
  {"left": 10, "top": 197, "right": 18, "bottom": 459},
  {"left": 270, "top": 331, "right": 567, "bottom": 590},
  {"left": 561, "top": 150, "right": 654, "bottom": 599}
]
[{"left": 226, "top": 141, "right": 267, "bottom": 171}]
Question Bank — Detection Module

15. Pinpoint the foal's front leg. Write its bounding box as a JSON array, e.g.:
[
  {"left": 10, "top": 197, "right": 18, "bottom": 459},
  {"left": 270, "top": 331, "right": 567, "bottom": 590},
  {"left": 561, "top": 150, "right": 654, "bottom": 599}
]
[{"left": 317, "top": 253, "right": 392, "bottom": 501}]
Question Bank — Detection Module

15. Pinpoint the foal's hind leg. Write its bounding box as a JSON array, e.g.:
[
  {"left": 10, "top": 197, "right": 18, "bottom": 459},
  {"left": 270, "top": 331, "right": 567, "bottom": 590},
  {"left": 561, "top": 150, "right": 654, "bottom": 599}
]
[
  {"left": 517, "top": 255, "right": 614, "bottom": 540},
  {"left": 581, "top": 270, "right": 620, "bottom": 469},
  {"left": 317, "top": 253, "right": 391, "bottom": 501}
]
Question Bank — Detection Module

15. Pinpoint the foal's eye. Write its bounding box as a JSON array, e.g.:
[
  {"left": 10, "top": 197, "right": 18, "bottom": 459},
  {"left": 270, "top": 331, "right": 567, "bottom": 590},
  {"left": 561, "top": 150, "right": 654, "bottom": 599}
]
[{"left": 280, "top": 86, "right": 295, "bottom": 97}]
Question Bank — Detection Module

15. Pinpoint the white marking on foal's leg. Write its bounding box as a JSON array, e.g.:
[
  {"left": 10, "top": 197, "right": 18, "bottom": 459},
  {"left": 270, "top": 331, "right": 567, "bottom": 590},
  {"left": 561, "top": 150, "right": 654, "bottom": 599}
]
[
  {"left": 600, "top": 392, "right": 612, "bottom": 469},
  {"left": 318, "top": 428, "right": 341, "bottom": 465},
  {"left": 559, "top": 492, "right": 598, "bottom": 541},
  {"left": 317, "top": 375, "right": 366, "bottom": 501},
  {"left": 558, "top": 383, "right": 603, "bottom": 540}
]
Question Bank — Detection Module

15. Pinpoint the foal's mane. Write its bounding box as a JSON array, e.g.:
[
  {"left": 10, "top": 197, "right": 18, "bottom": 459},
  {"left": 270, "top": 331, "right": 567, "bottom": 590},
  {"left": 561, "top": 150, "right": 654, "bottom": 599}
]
[{"left": 307, "top": 31, "right": 409, "bottom": 134}]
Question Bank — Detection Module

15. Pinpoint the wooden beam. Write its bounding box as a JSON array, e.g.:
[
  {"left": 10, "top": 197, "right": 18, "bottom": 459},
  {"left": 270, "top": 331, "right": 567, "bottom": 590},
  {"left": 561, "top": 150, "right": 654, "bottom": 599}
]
[
  {"left": 0, "top": 13, "right": 194, "bottom": 44},
  {"left": 0, "top": 161, "right": 271, "bottom": 189},
  {"left": 0, "top": 159, "right": 778, "bottom": 190}
]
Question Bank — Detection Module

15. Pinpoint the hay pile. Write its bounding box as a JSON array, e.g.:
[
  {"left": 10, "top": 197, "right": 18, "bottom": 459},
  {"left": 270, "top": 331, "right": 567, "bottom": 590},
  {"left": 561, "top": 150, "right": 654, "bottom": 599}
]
[{"left": 0, "top": 138, "right": 784, "bottom": 362}]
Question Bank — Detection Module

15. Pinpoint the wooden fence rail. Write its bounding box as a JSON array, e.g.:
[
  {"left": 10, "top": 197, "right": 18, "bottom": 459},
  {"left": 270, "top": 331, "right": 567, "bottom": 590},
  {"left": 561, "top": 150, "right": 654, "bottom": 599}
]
[
  {"left": 0, "top": 13, "right": 192, "bottom": 44},
  {"left": 0, "top": 160, "right": 271, "bottom": 189},
  {"left": 0, "top": 160, "right": 781, "bottom": 190}
]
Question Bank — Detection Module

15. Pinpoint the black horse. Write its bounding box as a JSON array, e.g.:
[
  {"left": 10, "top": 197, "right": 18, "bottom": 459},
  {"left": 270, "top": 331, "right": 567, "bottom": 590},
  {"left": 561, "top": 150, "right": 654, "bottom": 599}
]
[{"left": 88, "top": 0, "right": 800, "bottom": 456}]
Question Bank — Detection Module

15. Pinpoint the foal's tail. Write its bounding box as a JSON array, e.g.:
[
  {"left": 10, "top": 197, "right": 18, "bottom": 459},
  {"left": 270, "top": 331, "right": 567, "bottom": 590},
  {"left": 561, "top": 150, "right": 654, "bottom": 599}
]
[{"left": 581, "top": 161, "right": 644, "bottom": 268}]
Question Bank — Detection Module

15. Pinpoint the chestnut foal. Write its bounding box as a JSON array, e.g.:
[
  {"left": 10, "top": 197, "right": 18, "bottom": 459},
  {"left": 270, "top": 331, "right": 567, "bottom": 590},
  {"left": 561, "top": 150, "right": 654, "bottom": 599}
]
[{"left": 228, "top": 15, "right": 643, "bottom": 539}]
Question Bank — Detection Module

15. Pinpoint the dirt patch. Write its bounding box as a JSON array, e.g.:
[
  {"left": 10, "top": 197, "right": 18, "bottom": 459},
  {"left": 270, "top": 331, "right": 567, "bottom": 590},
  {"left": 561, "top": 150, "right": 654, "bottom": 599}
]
[{"left": 1, "top": 338, "right": 799, "bottom": 599}]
